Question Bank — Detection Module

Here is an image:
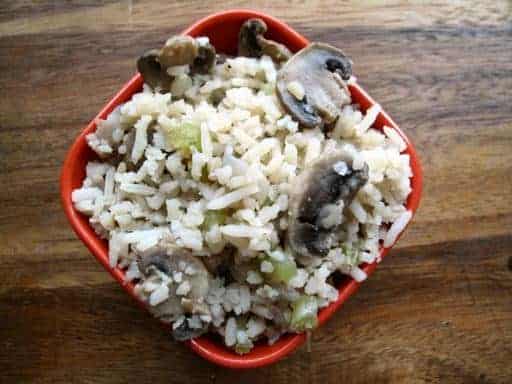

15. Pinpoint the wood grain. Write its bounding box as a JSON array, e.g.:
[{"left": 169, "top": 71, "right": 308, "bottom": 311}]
[{"left": 1, "top": 1, "right": 511, "bottom": 383}]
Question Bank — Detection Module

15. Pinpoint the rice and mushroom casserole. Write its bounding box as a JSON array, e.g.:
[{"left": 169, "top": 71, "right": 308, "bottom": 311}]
[{"left": 72, "top": 20, "right": 412, "bottom": 353}]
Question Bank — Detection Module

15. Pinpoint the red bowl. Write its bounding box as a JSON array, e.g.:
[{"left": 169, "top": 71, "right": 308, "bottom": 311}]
[{"left": 61, "top": 9, "right": 422, "bottom": 369}]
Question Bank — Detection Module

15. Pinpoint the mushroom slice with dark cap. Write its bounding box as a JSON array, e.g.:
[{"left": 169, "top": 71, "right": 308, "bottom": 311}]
[
  {"left": 137, "top": 36, "right": 216, "bottom": 89},
  {"left": 276, "top": 43, "right": 353, "bottom": 129},
  {"left": 159, "top": 35, "right": 217, "bottom": 75},
  {"left": 138, "top": 249, "right": 210, "bottom": 300},
  {"left": 160, "top": 35, "right": 217, "bottom": 74},
  {"left": 202, "top": 247, "right": 236, "bottom": 285},
  {"left": 159, "top": 35, "right": 199, "bottom": 68},
  {"left": 149, "top": 293, "right": 184, "bottom": 323},
  {"left": 172, "top": 317, "right": 209, "bottom": 341},
  {"left": 201, "top": 246, "right": 256, "bottom": 286},
  {"left": 238, "top": 18, "right": 292, "bottom": 62},
  {"left": 138, "top": 251, "right": 171, "bottom": 275},
  {"left": 193, "top": 42, "right": 216, "bottom": 74},
  {"left": 287, "top": 151, "right": 369, "bottom": 259},
  {"left": 138, "top": 249, "right": 212, "bottom": 340},
  {"left": 138, "top": 249, "right": 210, "bottom": 340},
  {"left": 136, "top": 49, "right": 172, "bottom": 90}
]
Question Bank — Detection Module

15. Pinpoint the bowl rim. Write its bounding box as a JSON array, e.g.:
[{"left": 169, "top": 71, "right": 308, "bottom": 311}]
[{"left": 60, "top": 9, "right": 423, "bottom": 369}]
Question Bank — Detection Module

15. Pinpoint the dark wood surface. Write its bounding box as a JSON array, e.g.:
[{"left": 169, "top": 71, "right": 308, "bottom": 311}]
[{"left": 1, "top": 1, "right": 511, "bottom": 383}]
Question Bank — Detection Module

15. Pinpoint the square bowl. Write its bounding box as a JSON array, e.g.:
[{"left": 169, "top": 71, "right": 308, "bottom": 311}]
[{"left": 60, "top": 9, "right": 422, "bottom": 369}]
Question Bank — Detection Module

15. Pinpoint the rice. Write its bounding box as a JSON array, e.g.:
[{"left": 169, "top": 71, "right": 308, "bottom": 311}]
[
  {"left": 119, "top": 183, "right": 156, "bottom": 196},
  {"left": 354, "top": 104, "right": 381, "bottom": 135},
  {"left": 72, "top": 35, "right": 413, "bottom": 354},
  {"left": 220, "top": 224, "right": 270, "bottom": 238},
  {"left": 206, "top": 184, "right": 259, "bottom": 210},
  {"left": 383, "top": 125, "right": 407, "bottom": 152},
  {"left": 72, "top": 187, "right": 103, "bottom": 203},
  {"left": 349, "top": 266, "right": 368, "bottom": 282},
  {"left": 224, "top": 317, "right": 237, "bottom": 347},
  {"left": 384, "top": 210, "right": 412, "bottom": 247},
  {"left": 287, "top": 81, "right": 305, "bottom": 100}
]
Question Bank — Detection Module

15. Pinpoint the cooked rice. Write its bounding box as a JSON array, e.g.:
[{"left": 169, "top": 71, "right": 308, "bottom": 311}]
[{"left": 73, "top": 36, "right": 412, "bottom": 353}]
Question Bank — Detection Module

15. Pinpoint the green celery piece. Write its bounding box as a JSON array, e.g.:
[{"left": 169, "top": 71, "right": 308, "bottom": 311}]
[
  {"left": 341, "top": 243, "right": 360, "bottom": 265},
  {"left": 269, "top": 258, "right": 297, "bottom": 284},
  {"left": 261, "top": 83, "right": 275, "bottom": 95},
  {"left": 234, "top": 343, "right": 252, "bottom": 355},
  {"left": 202, "top": 210, "right": 227, "bottom": 229},
  {"left": 165, "top": 121, "right": 202, "bottom": 153},
  {"left": 290, "top": 296, "right": 318, "bottom": 332}
]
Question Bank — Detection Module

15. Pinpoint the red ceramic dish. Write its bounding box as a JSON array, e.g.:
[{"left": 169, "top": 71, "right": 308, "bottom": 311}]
[{"left": 61, "top": 9, "right": 422, "bottom": 369}]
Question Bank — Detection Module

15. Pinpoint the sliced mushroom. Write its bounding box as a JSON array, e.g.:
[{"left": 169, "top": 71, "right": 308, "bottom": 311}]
[
  {"left": 149, "top": 290, "right": 184, "bottom": 322},
  {"left": 137, "top": 36, "right": 216, "bottom": 89},
  {"left": 138, "top": 249, "right": 210, "bottom": 309},
  {"left": 269, "top": 302, "right": 292, "bottom": 330},
  {"left": 202, "top": 246, "right": 250, "bottom": 285},
  {"left": 287, "top": 151, "right": 369, "bottom": 259},
  {"left": 208, "top": 87, "right": 226, "bottom": 106},
  {"left": 276, "top": 43, "right": 353, "bottom": 128},
  {"left": 159, "top": 36, "right": 199, "bottom": 68},
  {"left": 172, "top": 317, "right": 209, "bottom": 341},
  {"left": 141, "top": 250, "right": 210, "bottom": 298},
  {"left": 193, "top": 42, "right": 216, "bottom": 74},
  {"left": 137, "top": 49, "right": 172, "bottom": 90},
  {"left": 203, "top": 252, "right": 235, "bottom": 285},
  {"left": 238, "top": 18, "right": 292, "bottom": 63},
  {"left": 181, "top": 298, "right": 210, "bottom": 316},
  {"left": 138, "top": 251, "right": 171, "bottom": 275}
]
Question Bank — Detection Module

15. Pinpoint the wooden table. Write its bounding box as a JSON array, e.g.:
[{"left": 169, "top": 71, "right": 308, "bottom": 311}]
[{"left": 1, "top": 1, "right": 511, "bottom": 383}]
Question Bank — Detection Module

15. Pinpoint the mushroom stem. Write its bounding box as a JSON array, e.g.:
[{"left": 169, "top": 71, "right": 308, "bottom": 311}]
[{"left": 238, "top": 18, "right": 292, "bottom": 63}]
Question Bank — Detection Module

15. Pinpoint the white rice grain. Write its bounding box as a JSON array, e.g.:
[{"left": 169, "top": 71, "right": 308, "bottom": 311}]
[
  {"left": 287, "top": 81, "right": 305, "bottom": 100},
  {"left": 349, "top": 199, "right": 367, "bottom": 223},
  {"left": 260, "top": 260, "right": 274, "bottom": 273},
  {"left": 220, "top": 225, "right": 270, "bottom": 238},
  {"left": 166, "top": 199, "right": 183, "bottom": 220},
  {"left": 355, "top": 104, "right": 381, "bottom": 135},
  {"left": 120, "top": 183, "right": 156, "bottom": 196},
  {"left": 71, "top": 187, "right": 103, "bottom": 203},
  {"left": 384, "top": 125, "right": 407, "bottom": 152},
  {"left": 349, "top": 266, "right": 367, "bottom": 282},
  {"left": 246, "top": 271, "right": 264, "bottom": 285},
  {"left": 246, "top": 318, "right": 266, "bottom": 338},
  {"left": 225, "top": 317, "right": 237, "bottom": 347},
  {"left": 304, "top": 137, "right": 321, "bottom": 166},
  {"left": 200, "top": 122, "right": 213, "bottom": 157},
  {"left": 149, "top": 284, "right": 169, "bottom": 306},
  {"left": 207, "top": 184, "right": 259, "bottom": 210},
  {"left": 384, "top": 210, "right": 412, "bottom": 247},
  {"left": 131, "top": 115, "right": 152, "bottom": 163}
]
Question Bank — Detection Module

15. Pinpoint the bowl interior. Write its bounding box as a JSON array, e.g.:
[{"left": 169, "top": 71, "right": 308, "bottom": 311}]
[{"left": 61, "top": 9, "right": 422, "bottom": 369}]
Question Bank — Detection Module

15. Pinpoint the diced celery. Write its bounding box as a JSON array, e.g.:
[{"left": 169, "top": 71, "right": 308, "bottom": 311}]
[
  {"left": 260, "top": 83, "right": 275, "bottom": 95},
  {"left": 262, "top": 196, "right": 273, "bottom": 207},
  {"left": 200, "top": 165, "right": 209, "bottom": 182},
  {"left": 234, "top": 342, "right": 253, "bottom": 355},
  {"left": 164, "top": 121, "right": 202, "bottom": 153},
  {"left": 341, "top": 243, "right": 360, "bottom": 265},
  {"left": 290, "top": 296, "right": 318, "bottom": 332},
  {"left": 269, "top": 258, "right": 297, "bottom": 284},
  {"left": 202, "top": 210, "right": 226, "bottom": 229}
]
